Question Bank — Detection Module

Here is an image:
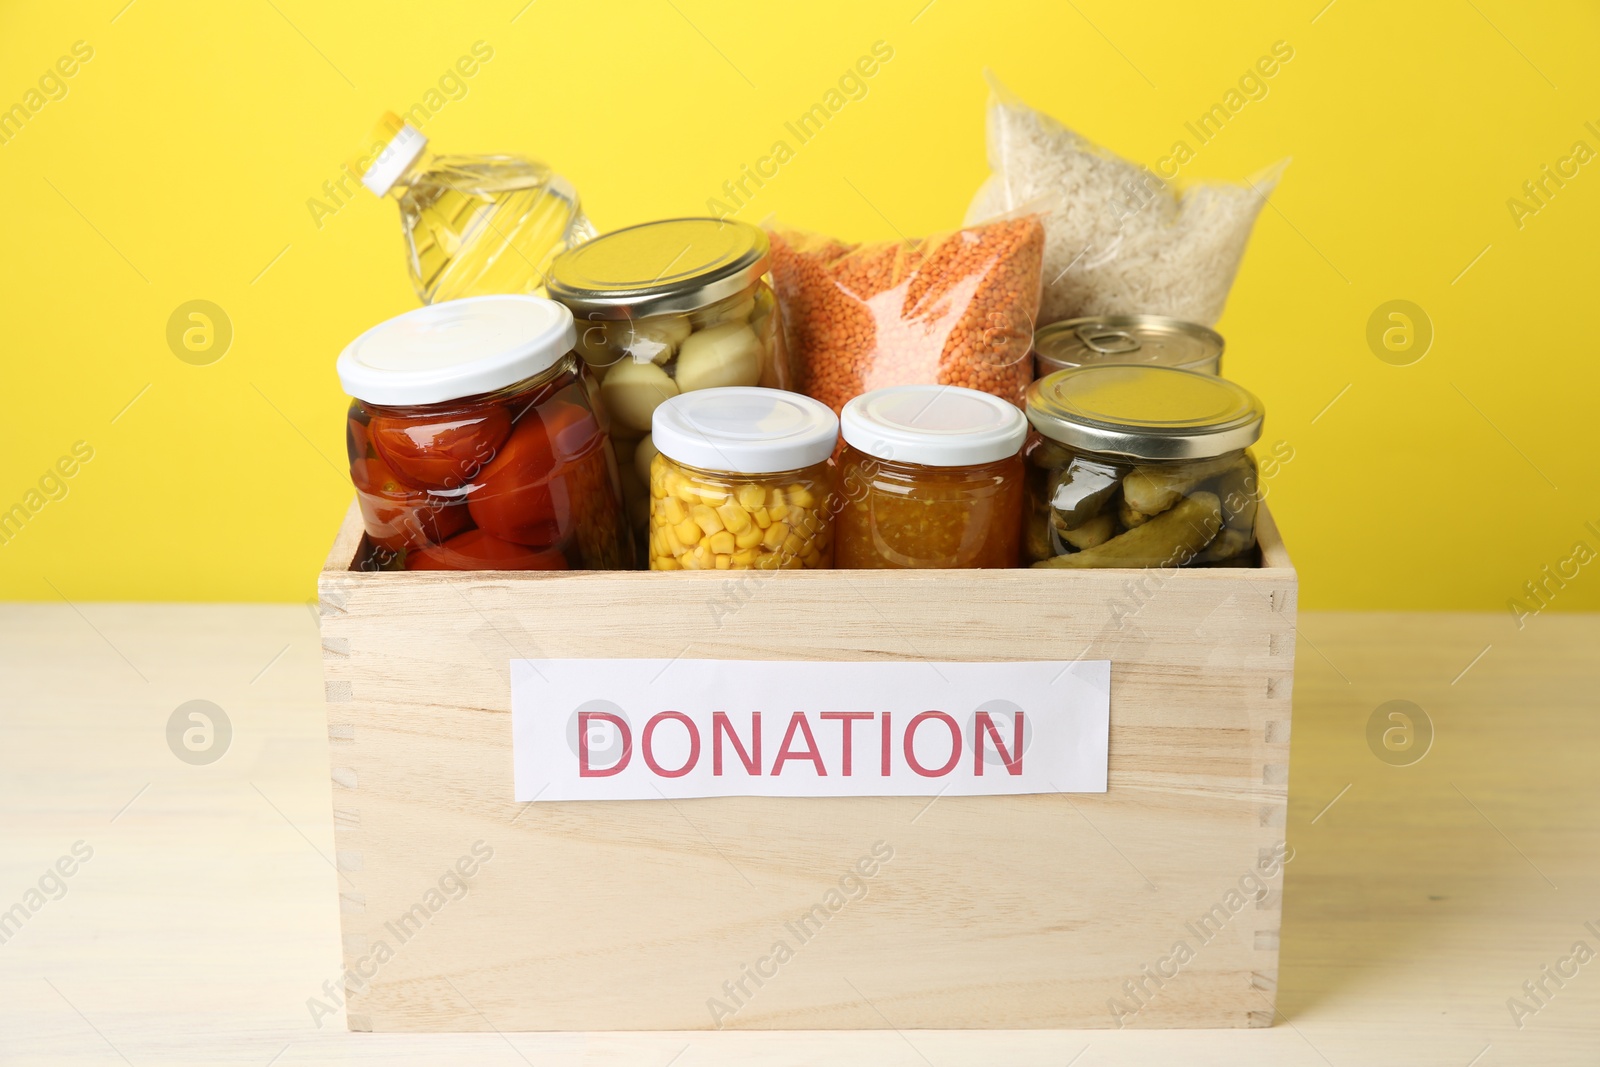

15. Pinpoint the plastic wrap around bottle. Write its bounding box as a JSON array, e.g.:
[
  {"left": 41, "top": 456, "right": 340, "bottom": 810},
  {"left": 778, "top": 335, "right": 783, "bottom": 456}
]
[{"left": 351, "top": 113, "right": 595, "bottom": 304}]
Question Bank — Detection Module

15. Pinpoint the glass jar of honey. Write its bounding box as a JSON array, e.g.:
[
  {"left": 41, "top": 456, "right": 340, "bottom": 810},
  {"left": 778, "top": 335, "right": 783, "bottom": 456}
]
[{"left": 836, "top": 386, "right": 1027, "bottom": 569}]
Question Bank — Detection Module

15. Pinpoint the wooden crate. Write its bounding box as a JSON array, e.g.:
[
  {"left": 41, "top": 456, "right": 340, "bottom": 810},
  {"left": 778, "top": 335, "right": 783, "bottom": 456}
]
[{"left": 317, "top": 501, "right": 1297, "bottom": 1031}]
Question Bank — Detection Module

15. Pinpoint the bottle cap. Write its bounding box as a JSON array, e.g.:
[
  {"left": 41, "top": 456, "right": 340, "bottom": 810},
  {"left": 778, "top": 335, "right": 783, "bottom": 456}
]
[
  {"left": 652, "top": 388, "right": 838, "bottom": 475},
  {"left": 1026, "top": 365, "right": 1264, "bottom": 461},
  {"left": 351, "top": 112, "right": 428, "bottom": 196},
  {"left": 337, "top": 296, "right": 577, "bottom": 406},
  {"left": 840, "top": 385, "right": 1026, "bottom": 467}
]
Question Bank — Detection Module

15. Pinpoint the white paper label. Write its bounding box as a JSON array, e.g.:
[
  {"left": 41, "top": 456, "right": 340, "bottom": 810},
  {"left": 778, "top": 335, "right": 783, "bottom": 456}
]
[{"left": 511, "top": 658, "right": 1109, "bottom": 802}]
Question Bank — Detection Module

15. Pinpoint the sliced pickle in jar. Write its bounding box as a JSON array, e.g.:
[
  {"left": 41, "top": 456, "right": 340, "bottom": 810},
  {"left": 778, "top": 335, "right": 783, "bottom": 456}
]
[
  {"left": 1122, "top": 454, "right": 1239, "bottom": 516},
  {"left": 1047, "top": 457, "right": 1123, "bottom": 529},
  {"left": 1029, "top": 438, "right": 1073, "bottom": 471},
  {"left": 1213, "top": 457, "right": 1260, "bottom": 534},
  {"left": 1118, "top": 496, "right": 1155, "bottom": 529},
  {"left": 1034, "top": 491, "right": 1223, "bottom": 569},
  {"left": 1194, "top": 527, "right": 1254, "bottom": 564},
  {"left": 1061, "top": 510, "right": 1117, "bottom": 550}
]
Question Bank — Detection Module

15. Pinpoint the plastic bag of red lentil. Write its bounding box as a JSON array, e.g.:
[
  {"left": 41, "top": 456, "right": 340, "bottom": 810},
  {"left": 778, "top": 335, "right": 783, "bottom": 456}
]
[{"left": 767, "top": 214, "right": 1044, "bottom": 414}]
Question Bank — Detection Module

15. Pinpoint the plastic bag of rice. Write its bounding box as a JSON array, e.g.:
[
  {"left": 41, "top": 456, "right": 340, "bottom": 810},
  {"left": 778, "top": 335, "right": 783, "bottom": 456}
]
[{"left": 966, "top": 73, "right": 1286, "bottom": 327}]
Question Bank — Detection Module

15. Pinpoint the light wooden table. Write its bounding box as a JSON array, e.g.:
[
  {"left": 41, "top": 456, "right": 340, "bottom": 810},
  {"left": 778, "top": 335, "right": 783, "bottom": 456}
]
[{"left": 1, "top": 605, "right": 1595, "bottom": 1065}]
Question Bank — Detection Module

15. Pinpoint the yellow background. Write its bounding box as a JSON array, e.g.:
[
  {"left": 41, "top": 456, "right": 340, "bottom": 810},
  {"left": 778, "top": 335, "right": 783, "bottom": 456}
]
[{"left": 1, "top": 0, "right": 1596, "bottom": 616}]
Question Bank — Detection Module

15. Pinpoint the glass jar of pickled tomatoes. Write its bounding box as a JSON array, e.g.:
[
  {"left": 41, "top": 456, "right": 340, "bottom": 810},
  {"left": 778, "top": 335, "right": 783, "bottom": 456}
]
[
  {"left": 836, "top": 386, "right": 1028, "bottom": 569},
  {"left": 337, "top": 296, "right": 633, "bottom": 571},
  {"left": 647, "top": 388, "right": 837, "bottom": 571}
]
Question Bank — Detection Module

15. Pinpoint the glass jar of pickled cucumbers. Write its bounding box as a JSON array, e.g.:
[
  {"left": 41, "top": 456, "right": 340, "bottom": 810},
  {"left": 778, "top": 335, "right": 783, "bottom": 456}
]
[
  {"left": 548, "top": 218, "right": 788, "bottom": 539},
  {"left": 836, "top": 385, "right": 1027, "bottom": 569},
  {"left": 337, "top": 296, "right": 633, "bottom": 571},
  {"left": 1034, "top": 315, "right": 1223, "bottom": 379},
  {"left": 648, "top": 388, "right": 836, "bottom": 571},
  {"left": 1024, "top": 366, "right": 1265, "bottom": 568}
]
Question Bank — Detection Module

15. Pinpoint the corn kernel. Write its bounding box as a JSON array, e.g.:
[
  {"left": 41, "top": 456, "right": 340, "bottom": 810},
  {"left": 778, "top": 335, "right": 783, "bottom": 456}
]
[
  {"left": 649, "top": 455, "right": 833, "bottom": 572},
  {"left": 692, "top": 505, "right": 723, "bottom": 537}
]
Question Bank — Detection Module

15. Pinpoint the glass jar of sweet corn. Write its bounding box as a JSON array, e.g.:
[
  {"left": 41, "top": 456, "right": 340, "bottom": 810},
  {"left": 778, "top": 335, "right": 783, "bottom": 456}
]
[
  {"left": 648, "top": 387, "right": 837, "bottom": 571},
  {"left": 836, "top": 385, "right": 1028, "bottom": 569},
  {"left": 1024, "top": 366, "right": 1265, "bottom": 569}
]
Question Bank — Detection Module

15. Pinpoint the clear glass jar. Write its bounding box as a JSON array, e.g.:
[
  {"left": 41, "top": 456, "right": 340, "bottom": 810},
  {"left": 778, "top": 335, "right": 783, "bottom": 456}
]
[
  {"left": 647, "top": 388, "right": 836, "bottom": 571},
  {"left": 338, "top": 296, "right": 633, "bottom": 571},
  {"left": 835, "top": 386, "right": 1027, "bottom": 569},
  {"left": 1024, "top": 366, "right": 1265, "bottom": 568},
  {"left": 1034, "top": 315, "right": 1223, "bottom": 379},
  {"left": 548, "top": 219, "right": 789, "bottom": 544}
]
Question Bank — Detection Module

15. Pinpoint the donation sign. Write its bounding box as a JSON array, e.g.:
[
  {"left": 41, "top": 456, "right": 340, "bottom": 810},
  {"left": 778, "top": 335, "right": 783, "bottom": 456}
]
[{"left": 511, "top": 658, "right": 1110, "bottom": 801}]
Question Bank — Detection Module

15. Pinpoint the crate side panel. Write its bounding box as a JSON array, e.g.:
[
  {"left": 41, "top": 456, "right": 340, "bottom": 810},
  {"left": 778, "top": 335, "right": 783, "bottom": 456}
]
[{"left": 320, "top": 562, "right": 1294, "bottom": 1030}]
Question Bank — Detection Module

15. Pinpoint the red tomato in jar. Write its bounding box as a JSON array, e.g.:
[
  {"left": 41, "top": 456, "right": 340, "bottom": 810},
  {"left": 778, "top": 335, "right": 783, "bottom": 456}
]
[
  {"left": 405, "top": 529, "right": 568, "bottom": 571},
  {"left": 468, "top": 401, "right": 600, "bottom": 546},
  {"left": 346, "top": 412, "right": 372, "bottom": 465},
  {"left": 352, "top": 455, "right": 471, "bottom": 552},
  {"left": 369, "top": 406, "right": 512, "bottom": 490}
]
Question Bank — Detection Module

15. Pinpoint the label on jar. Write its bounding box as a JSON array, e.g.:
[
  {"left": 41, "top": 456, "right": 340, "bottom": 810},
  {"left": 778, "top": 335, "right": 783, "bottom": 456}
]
[{"left": 510, "top": 658, "right": 1110, "bottom": 801}]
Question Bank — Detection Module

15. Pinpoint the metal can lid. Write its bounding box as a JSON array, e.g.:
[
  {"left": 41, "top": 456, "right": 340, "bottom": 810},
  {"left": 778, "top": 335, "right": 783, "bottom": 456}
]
[
  {"left": 841, "top": 386, "right": 1027, "bottom": 467},
  {"left": 1025, "top": 365, "right": 1264, "bottom": 461},
  {"left": 547, "top": 218, "right": 768, "bottom": 319},
  {"left": 337, "top": 295, "right": 576, "bottom": 407},
  {"left": 1034, "top": 315, "right": 1223, "bottom": 373},
  {"left": 652, "top": 387, "right": 838, "bottom": 475}
]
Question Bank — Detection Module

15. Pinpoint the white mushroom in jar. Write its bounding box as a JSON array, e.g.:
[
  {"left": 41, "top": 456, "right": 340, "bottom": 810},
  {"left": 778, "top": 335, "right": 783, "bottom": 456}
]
[
  {"left": 673, "top": 322, "right": 764, "bottom": 392},
  {"left": 600, "top": 358, "right": 679, "bottom": 434}
]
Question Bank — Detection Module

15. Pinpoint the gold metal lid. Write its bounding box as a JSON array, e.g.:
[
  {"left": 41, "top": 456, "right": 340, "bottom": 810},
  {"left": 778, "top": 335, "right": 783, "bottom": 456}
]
[
  {"left": 547, "top": 217, "right": 768, "bottom": 320},
  {"left": 1034, "top": 315, "right": 1223, "bottom": 373},
  {"left": 1025, "top": 365, "right": 1264, "bottom": 460}
]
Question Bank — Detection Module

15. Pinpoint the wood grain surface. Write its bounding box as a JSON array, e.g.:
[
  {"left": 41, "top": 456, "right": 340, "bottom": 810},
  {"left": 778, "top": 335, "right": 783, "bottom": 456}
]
[
  {"left": 318, "top": 503, "right": 1296, "bottom": 1031},
  {"left": 2, "top": 590, "right": 1595, "bottom": 1059}
]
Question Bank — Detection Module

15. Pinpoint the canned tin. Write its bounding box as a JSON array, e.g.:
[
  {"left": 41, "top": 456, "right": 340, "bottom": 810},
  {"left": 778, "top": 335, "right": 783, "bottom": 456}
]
[{"left": 1033, "top": 315, "right": 1223, "bottom": 378}]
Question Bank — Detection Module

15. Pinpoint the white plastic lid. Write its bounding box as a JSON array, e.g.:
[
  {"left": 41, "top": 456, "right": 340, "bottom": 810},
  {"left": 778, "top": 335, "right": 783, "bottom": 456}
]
[
  {"left": 840, "top": 385, "right": 1027, "bottom": 467},
  {"left": 361, "top": 122, "right": 427, "bottom": 196},
  {"left": 337, "top": 295, "right": 577, "bottom": 406},
  {"left": 652, "top": 388, "right": 838, "bottom": 475}
]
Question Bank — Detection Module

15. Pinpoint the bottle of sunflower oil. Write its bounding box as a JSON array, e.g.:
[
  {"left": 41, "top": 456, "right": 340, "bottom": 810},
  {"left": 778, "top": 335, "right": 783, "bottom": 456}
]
[{"left": 351, "top": 112, "right": 595, "bottom": 304}]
